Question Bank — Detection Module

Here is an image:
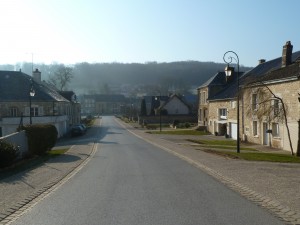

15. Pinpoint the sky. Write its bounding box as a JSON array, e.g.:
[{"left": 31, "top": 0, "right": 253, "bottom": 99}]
[{"left": 0, "top": 0, "right": 299, "bottom": 67}]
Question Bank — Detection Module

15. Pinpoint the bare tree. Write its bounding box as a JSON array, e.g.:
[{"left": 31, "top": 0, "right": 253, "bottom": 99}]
[
  {"left": 245, "top": 83, "right": 294, "bottom": 155},
  {"left": 48, "top": 65, "right": 73, "bottom": 91}
]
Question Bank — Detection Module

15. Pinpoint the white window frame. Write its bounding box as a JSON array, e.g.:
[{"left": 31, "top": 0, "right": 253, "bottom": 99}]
[
  {"left": 272, "top": 123, "right": 280, "bottom": 137},
  {"left": 231, "top": 100, "right": 236, "bottom": 109},
  {"left": 252, "top": 93, "right": 258, "bottom": 111},
  {"left": 253, "top": 121, "right": 258, "bottom": 136},
  {"left": 272, "top": 99, "right": 280, "bottom": 116},
  {"left": 219, "top": 108, "right": 227, "bottom": 120},
  {"left": 198, "top": 109, "right": 202, "bottom": 121},
  {"left": 30, "top": 106, "right": 39, "bottom": 116}
]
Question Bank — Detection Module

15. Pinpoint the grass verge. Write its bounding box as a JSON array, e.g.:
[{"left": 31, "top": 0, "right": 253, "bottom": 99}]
[
  {"left": 201, "top": 149, "right": 300, "bottom": 163},
  {"left": 147, "top": 130, "right": 209, "bottom": 135},
  {"left": 187, "top": 139, "right": 257, "bottom": 151}
]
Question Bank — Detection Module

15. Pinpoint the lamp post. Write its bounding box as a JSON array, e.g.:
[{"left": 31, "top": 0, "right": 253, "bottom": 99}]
[
  {"left": 223, "top": 51, "right": 240, "bottom": 153},
  {"left": 29, "top": 79, "right": 35, "bottom": 125},
  {"left": 155, "top": 95, "right": 162, "bottom": 132}
]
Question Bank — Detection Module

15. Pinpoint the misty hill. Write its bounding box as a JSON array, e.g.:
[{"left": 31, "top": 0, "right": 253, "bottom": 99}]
[
  {"left": 0, "top": 61, "right": 252, "bottom": 95},
  {"left": 71, "top": 61, "right": 252, "bottom": 94}
]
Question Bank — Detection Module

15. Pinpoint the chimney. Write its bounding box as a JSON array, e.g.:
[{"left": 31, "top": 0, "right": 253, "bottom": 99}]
[
  {"left": 282, "top": 41, "right": 293, "bottom": 67},
  {"left": 32, "top": 68, "right": 41, "bottom": 83},
  {"left": 258, "top": 59, "right": 266, "bottom": 65}
]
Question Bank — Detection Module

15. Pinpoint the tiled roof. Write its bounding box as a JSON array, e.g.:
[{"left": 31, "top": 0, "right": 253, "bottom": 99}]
[
  {"left": 241, "top": 50, "right": 300, "bottom": 84},
  {"left": 245, "top": 61, "right": 300, "bottom": 84},
  {"left": 59, "top": 91, "right": 76, "bottom": 101},
  {"left": 0, "top": 71, "right": 69, "bottom": 102},
  {"left": 159, "top": 94, "right": 190, "bottom": 109},
  {"left": 197, "top": 72, "right": 226, "bottom": 89},
  {"left": 208, "top": 76, "right": 239, "bottom": 101},
  {"left": 208, "top": 50, "right": 300, "bottom": 101}
]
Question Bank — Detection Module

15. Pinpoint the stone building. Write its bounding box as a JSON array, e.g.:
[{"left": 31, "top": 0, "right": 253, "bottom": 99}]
[
  {"left": 0, "top": 69, "right": 80, "bottom": 137},
  {"left": 197, "top": 41, "right": 300, "bottom": 153},
  {"left": 242, "top": 41, "right": 300, "bottom": 153},
  {"left": 197, "top": 71, "right": 243, "bottom": 139}
]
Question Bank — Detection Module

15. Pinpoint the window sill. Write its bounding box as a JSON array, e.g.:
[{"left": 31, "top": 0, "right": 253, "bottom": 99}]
[{"left": 273, "top": 136, "right": 281, "bottom": 139}]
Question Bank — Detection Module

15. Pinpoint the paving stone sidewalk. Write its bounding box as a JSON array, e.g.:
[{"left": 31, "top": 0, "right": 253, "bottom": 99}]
[{"left": 0, "top": 140, "right": 95, "bottom": 220}]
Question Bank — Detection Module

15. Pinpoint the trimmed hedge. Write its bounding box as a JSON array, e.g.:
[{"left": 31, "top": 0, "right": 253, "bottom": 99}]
[
  {"left": 23, "top": 124, "right": 58, "bottom": 156},
  {"left": 0, "top": 140, "right": 19, "bottom": 168}
]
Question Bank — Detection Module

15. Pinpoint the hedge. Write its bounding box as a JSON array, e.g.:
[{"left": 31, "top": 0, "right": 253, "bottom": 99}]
[
  {"left": 23, "top": 124, "right": 58, "bottom": 156},
  {"left": 0, "top": 140, "right": 19, "bottom": 168}
]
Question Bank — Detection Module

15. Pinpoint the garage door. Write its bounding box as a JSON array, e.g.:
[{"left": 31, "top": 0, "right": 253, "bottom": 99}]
[{"left": 231, "top": 123, "right": 237, "bottom": 140}]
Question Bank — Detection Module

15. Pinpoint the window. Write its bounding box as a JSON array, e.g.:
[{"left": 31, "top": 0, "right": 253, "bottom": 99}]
[
  {"left": 201, "top": 91, "right": 207, "bottom": 104},
  {"left": 198, "top": 93, "right": 201, "bottom": 104},
  {"left": 272, "top": 123, "right": 280, "bottom": 137},
  {"left": 273, "top": 99, "right": 280, "bottom": 116},
  {"left": 231, "top": 101, "right": 236, "bottom": 109},
  {"left": 198, "top": 109, "right": 202, "bottom": 121},
  {"left": 252, "top": 94, "right": 258, "bottom": 110},
  {"left": 253, "top": 121, "right": 258, "bottom": 136},
  {"left": 31, "top": 107, "right": 39, "bottom": 116},
  {"left": 219, "top": 108, "right": 227, "bottom": 120},
  {"left": 10, "top": 107, "right": 18, "bottom": 117}
]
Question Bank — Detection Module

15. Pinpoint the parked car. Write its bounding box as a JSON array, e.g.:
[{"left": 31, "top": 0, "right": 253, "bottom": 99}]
[
  {"left": 71, "top": 125, "right": 85, "bottom": 137},
  {"left": 79, "top": 124, "right": 87, "bottom": 133}
]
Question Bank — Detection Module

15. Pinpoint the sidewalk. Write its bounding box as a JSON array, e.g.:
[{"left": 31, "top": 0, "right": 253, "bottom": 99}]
[
  {"left": 0, "top": 139, "right": 95, "bottom": 221},
  {"left": 122, "top": 122, "right": 300, "bottom": 224}
]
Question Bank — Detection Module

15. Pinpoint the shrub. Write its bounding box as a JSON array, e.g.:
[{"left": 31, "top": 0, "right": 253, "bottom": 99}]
[
  {"left": 23, "top": 124, "right": 58, "bottom": 156},
  {"left": 0, "top": 140, "right": 19, "bottom": 168},
  {"left": 146, "top": 124, "right": 158, "bottom": 130},
  {"left": 185, "top": 122, "right": 191, "bottom": 128}
]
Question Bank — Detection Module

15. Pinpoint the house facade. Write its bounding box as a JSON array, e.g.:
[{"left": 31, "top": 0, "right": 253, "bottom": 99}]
[
  {"left": 157, "top": 94, "right": 191, "bottom": 115},
  {"left": 242, "top": 41, "right": 300, "bottom": 153},
  {"left": 139, "top": 94, "right": 197, "bottom": 125},
  {"left": 197, "top": 41, "right": 300, "bottom": 153},
  {"left": 80, "top": 94, "right": 127, "bottom": 115},
  {"left": 197, "top": 72, "right": 227, "bottom": 128},
  {"left": 0, "top": 69, "right": 80, "bottom": 137},
  {"left": 197, "top": 71, "right": 241, "bottom": 138}
]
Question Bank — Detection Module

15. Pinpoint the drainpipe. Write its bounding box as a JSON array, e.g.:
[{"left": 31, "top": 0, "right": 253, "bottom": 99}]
[{"left": 297, "top": 120, "right": 300, "bottom": 156}]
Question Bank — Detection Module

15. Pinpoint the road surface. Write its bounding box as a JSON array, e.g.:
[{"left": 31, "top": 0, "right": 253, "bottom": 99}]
[{"left": 9, "top": 116, "right": 284, "bottom": 225}]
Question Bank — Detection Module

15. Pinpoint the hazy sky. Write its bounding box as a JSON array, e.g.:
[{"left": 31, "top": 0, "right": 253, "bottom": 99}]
[{"left": 0, "top": 0, "right": 299, "bottom": 67}]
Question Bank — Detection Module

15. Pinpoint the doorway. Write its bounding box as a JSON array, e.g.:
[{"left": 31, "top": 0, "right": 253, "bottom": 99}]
[{"left": 263, "top": 123, "right": 268, "bottom": 145}]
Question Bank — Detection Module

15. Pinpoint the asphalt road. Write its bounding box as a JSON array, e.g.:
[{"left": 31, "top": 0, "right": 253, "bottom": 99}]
[{"left": 10, "top": 116, "right": 284, "bottom": 225}]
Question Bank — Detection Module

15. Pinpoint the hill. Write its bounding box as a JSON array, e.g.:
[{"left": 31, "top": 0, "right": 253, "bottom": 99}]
[{"left": 0, "top": 61, "right": 252, "bottom": 95}]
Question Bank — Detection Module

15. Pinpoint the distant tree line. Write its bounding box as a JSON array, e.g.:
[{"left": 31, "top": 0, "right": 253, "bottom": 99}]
[{"left": 0, "top": 61, "right": 252, "bottom": 95}]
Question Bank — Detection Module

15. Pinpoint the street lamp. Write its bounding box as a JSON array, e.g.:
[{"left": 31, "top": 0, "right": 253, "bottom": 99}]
[
  {"left": 223, "top": 51, "right": 240, "bottom": 153},
  {"left": 29, "top": 79, "right": 35, "bottom": 124},
  {"left": 155, "top": 95, "right": 162, "bottom": 132}
]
